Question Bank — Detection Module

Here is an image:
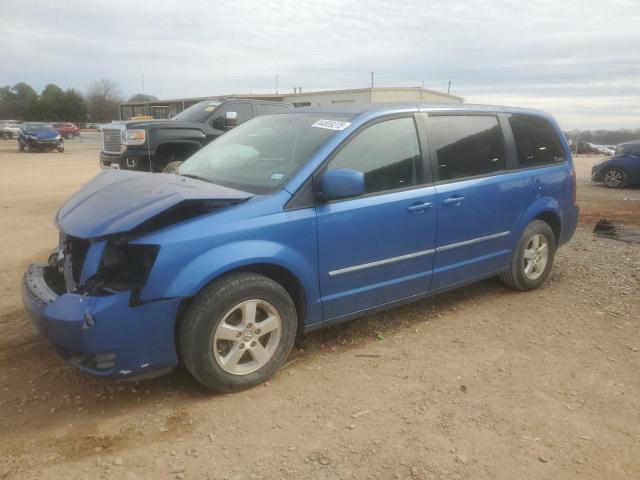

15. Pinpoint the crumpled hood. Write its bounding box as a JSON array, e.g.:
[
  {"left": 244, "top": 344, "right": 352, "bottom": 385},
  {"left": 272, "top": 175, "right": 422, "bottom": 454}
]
[{"left": 56, "top": 170, "right": 252, "bottom": 238}]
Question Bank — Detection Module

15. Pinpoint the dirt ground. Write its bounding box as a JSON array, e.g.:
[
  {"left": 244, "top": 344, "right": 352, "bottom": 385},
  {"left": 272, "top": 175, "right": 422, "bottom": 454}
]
[{"left": 0, "top": 138, "right": 639, "bottom": 480}]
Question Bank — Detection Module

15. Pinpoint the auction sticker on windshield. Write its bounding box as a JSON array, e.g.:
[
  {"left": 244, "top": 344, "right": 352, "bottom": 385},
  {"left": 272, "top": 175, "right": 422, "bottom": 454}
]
[{"left": 311, "top": 119, "right": 352, "bottom": 131}]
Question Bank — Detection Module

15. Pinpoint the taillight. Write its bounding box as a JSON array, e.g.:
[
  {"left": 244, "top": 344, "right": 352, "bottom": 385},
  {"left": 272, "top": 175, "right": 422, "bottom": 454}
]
[{"left": 570, "top": 168, "right": 577, "bottom": 204}]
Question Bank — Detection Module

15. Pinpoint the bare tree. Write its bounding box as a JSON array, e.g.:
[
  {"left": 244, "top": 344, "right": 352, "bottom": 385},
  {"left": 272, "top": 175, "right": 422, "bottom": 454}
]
[{"left": 86, "top": 79, "right": 123, "bottom": 122}]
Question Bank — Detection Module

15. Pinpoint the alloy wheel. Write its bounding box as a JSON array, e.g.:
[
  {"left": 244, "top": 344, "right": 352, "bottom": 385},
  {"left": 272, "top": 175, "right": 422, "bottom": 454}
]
[
  {"left": 212, "top": 299, "right": 282, "bottom": 375},
  {"left": 523, "top": 233, "right": 549, "bottom": 280},
  {"left": 603, "top": 168, "right": 624, "bottom": 187}
]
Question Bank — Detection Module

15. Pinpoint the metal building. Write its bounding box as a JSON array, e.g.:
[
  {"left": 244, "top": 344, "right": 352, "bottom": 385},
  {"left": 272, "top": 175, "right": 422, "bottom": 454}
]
[{"left": 119, "top": 86, "right": 463, "bottom": 120}]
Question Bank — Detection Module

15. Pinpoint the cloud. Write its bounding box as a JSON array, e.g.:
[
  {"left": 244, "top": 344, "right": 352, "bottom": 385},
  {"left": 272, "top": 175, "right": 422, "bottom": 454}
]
[{"left": 1, "top": 0, "right": 638, "bottom": 129}]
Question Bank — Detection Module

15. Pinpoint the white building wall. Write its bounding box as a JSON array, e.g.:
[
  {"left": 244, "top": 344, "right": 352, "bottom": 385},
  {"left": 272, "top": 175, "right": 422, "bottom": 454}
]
[
  {"left": 372, "top": 88, "right": 462, "bottom": 104},
  {"left": 282, "top": 87, "right": 462, "bottom": 107},
  {"left": 282, "top": 90, "right": 370, "bottom": 106}
]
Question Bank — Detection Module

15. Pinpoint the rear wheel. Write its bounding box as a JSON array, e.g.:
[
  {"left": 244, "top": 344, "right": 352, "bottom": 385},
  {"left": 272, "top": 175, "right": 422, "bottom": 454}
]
[
  {"left": 603, "top": 167, "right": 626, "bottom": 188},
  {"left": 500, "top": 220, "right": 556, "bottom": 291},
  {"left": 179, "top": 273, "right": 297, "bottom": 392}
]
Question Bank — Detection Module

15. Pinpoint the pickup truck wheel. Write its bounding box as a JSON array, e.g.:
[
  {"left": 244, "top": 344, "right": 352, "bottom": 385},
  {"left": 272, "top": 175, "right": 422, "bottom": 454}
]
[
  {"left": 162, "top": 161, "right": 183, "bottom": 174},
  {"left": 500, "top": 220, "right": 556, "bottom": 291},
  {"left": 179, "top": 273, "right": 297, "bottom": 392}
]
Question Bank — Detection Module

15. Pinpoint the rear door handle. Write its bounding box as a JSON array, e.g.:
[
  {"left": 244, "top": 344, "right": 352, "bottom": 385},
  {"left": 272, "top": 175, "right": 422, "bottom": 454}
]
[
  {"left": 407, "top": 201, "right": 432, "bottom": 213},
  {"left": 443, "top": 196, "right": 465, "bottom": 206}
]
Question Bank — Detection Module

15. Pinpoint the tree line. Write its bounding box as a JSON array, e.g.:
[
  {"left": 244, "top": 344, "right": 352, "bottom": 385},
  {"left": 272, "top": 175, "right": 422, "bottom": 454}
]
[
  {"left": 0, "top": 79, "right": 157, "bottom": 124},
  {"left": 565, "top": 129, "right": 640, "bottom": 146}
]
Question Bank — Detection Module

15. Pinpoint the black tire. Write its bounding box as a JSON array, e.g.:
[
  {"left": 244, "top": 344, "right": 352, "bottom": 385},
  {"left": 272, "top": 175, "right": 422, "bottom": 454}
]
[
  {"left": 179, "top": 272, "right": 297, "bottom": 392},
  {"left": 602, "top": 167, "right": 626, "bottom": 188},
  {"left": 500, "top": 220, "right": 556, "bottom": 291},
  {"left": 162, "top": 160, "right": 183, "bottom": 174}
]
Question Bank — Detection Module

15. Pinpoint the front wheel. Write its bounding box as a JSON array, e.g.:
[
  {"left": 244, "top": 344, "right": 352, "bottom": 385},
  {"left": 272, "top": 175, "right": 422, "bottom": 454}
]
[
  {"left": 162, "top": 160, "right": 183, "bottom": 174},
  {"left": 179, "top": 273, "right": 297, "bottom": 392},
  {"left": 500, "top": 220, "right": 556, "bottom": 291}
]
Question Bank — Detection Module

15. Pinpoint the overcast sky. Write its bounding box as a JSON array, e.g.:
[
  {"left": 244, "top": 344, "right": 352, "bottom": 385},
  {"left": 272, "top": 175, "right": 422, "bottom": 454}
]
[{"left": 1, "top": 0, "right": 639, "bottom": 130}]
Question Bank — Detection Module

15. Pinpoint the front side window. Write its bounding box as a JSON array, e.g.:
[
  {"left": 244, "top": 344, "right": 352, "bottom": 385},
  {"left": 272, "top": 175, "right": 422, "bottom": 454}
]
[
  {"left": 221, "top": 103, "right": 253, "bottom": 124},
  {"left": 327, "top": 117, "right": 421, "bottom": 194},
  {"left": 210, "top": 103, "right": 254, "bottom": 129},
  {"left": 508, "top": 114, "right": 564, "bottom": 167},
  {"left": 428, "top": 115, "right": 506, "bottom": 181},
  {"left": 172, "top": 100, "right": 222, "bottom": 123},
  {"left": 179, "top": 113, "right": 354, "bottom": 194}
]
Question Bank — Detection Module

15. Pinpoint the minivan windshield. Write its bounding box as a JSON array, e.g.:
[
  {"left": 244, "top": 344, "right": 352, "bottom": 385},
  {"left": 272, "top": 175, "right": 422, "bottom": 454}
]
[
  {"left": 172, "top": 100, "right": 222, "bottom": 123},
  {"left": 178, "top": 113, "right": 354, "bottom": 193}
]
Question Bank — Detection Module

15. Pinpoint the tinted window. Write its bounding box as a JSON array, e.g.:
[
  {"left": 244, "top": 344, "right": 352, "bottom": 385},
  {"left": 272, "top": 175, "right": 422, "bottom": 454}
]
[
  {"left": 428, "top": 115, "right": 506, "bottom": 181},
  {"left": 209, "top": 103, "right": 253, "bottom": 129},
  {"left": 173, "top": 100, "right": 221, "bottom": 122},
  {"left": 221, "top": 103, "right": 253, "bottom": 125},
  {"left": 328, "top": 117, "right": 421, "bottom": 194},
  {"left": 508, "top": 114, "right": 564, "bottom": 167},
  {"left": 256, "top": 103, "right": 290, "bottom": 116},
  {"left": 27, "top": 123, "right": 55, "bottom": 132}
]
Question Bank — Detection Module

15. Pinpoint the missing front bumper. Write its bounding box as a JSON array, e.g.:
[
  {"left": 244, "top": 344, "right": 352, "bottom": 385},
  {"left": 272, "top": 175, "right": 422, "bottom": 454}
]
[{"left": 22, "top": 263, "right": 182, "bottom": 379}]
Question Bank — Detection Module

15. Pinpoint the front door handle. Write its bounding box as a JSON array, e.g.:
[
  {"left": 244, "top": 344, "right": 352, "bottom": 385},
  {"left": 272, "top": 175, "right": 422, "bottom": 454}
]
[
  {"left": 443, "top": 196, "right": 465, "bottom": 206},
  {"left": 407, "top": 202, "right": 433, "bottom": 213}
]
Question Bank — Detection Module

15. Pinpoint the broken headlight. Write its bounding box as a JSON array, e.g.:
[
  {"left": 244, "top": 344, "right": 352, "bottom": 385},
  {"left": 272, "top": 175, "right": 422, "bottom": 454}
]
[{"left": 97, "top": 242, "right": 159, "bottom": 292}]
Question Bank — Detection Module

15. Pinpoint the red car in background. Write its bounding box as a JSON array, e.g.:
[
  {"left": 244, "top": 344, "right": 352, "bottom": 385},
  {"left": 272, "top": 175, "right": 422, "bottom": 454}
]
[{"left": 52, "top": 122, "right": 80, "bottom": 139}]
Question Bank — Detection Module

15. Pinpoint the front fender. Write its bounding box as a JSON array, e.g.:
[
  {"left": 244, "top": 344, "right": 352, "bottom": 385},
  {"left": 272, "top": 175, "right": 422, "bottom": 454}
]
[{"left": 140, "top": 240, "right": 322, "bottom": 325}]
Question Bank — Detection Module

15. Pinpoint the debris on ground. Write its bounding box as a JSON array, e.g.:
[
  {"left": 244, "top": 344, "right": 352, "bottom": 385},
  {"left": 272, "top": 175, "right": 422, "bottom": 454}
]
[{"left": 594, "top": 219, "right": 640, "bottom": 244}]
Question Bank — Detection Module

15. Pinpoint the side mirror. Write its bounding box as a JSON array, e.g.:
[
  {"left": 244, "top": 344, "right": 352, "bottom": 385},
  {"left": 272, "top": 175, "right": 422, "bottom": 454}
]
[
  {"left": 225, "top": 111, "right": 238, "bottom": 129},
  {"left": 316, "top": 168, "right": 365, "bottom": 201}
]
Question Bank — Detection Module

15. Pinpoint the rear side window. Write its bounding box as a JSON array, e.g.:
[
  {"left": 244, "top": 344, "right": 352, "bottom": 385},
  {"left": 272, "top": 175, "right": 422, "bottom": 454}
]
[
  {"left": 328, "top": 117, "right": 421, "bottom": 194},
  {"left": 508, "top": 114, "right": 564, "bottom": 167},
  {"left": 428, "top": 115, "right": 506, "bottom": 181},
  {"left": 256, "top": 104, "right": 290, "bottom": 116}
]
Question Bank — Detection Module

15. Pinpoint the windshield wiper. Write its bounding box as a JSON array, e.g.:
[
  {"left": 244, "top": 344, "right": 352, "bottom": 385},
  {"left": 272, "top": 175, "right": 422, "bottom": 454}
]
[{"left": 180, "top": 173, "right": 214, "bottom": 184}]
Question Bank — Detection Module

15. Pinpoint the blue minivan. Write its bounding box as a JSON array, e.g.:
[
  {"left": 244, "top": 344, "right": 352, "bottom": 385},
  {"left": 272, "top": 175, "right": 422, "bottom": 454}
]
[{"left": 22, "top": 104, "right": 578, "bottom": 391}]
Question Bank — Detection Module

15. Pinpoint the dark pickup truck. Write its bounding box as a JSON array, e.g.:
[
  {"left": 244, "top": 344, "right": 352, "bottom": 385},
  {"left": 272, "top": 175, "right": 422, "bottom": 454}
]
[{"left": 99, "top": 99, "right": 292, "bottom": 172}]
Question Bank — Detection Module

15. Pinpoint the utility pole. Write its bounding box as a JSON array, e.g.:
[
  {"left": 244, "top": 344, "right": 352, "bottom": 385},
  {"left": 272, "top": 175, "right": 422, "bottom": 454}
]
[
  {"left": 141, "top": 73, "right": 147, "bottom": 116},
  {"left": 275, "top": 74, "right": 279, "bottom": 94},
  {"left": 370, "top": 71, "right": 374, "bottom": 89},
  {"left": 447, "top": 80, "right": 451, "bottom": 94}
]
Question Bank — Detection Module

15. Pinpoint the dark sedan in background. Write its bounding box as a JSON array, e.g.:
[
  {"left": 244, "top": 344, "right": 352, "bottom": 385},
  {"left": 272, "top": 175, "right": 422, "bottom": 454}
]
[
  {"left": 18, "top": 123, "right": 64, "bottom": 152},
  {"left": 592, "top": 146, "right": 640, "bottom": 187}
]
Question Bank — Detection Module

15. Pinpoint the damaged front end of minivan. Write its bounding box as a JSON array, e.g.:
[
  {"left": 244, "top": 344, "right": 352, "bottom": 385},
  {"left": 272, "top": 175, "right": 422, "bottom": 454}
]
[{"left": 22, "top": 170, "right": 251, "bottom": 380}]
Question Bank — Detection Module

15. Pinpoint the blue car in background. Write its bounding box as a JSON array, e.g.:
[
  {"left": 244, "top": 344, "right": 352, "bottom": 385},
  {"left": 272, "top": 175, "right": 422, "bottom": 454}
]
[
  {"left": 18, "top": 122, "right": 64, "bottom": 152},
  {"left": 22, "top": 104, "right": 578, "bottom": 392},
  {"left": 591, "top": 144, "right": 640, "bottom": 187}
]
